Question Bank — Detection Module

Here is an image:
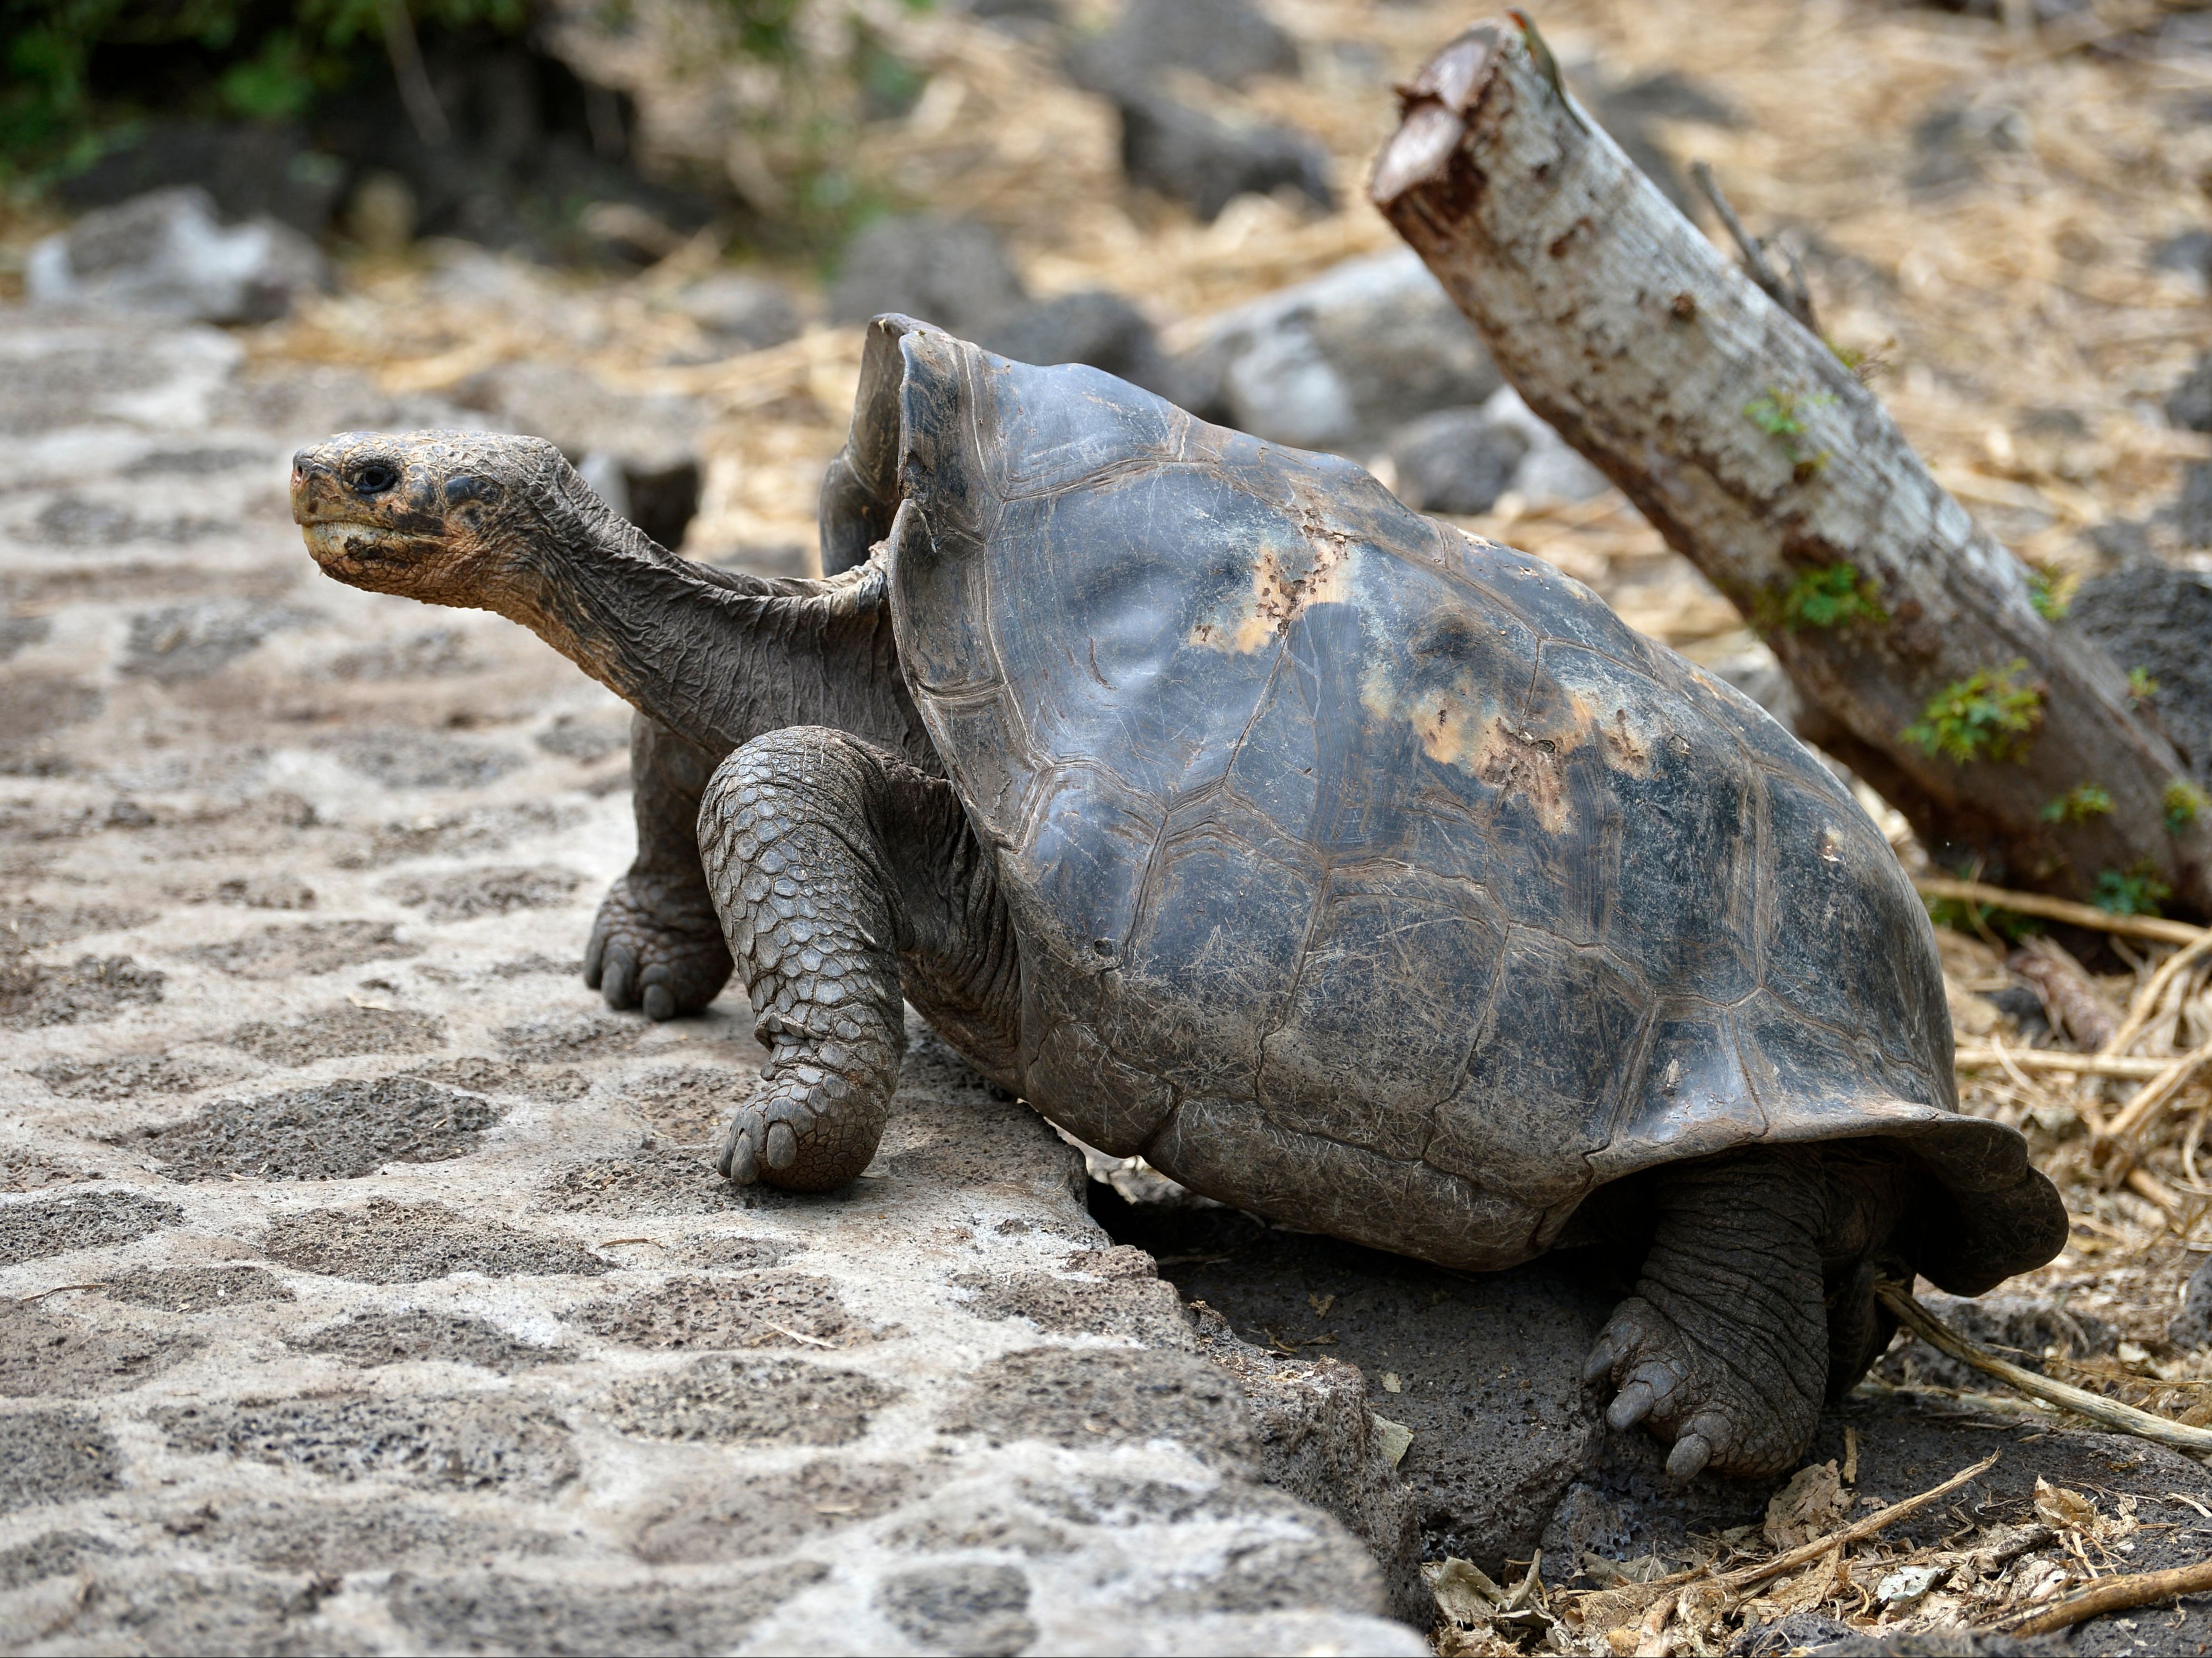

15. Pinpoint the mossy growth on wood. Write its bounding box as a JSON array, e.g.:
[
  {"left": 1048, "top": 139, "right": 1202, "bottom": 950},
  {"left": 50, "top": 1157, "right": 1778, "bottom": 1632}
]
[
  {"left": 1900, "top": 660, "right": 2045, "bottom": 765},
  {"left": 2166, "top": 780, "right": 2209, "bottom": 835},
  {"left": 1761, "top": 562, "right": 1888, "bottom": 632},
  {"left": 1744, "top": 387, "right": 1834, "bottom": 481},
  {"left": 2040, "top": 784, "right": 2114, "bottom": 824},
  {"left": 2129, "top": 667, "right": 2161, "bottom": 708},
  {"left": 2094, "top": 865, "right": 2172, "bottom": 918},
  {"left": 2025, "top": 567, "right": 2078, "bottom": 622}
]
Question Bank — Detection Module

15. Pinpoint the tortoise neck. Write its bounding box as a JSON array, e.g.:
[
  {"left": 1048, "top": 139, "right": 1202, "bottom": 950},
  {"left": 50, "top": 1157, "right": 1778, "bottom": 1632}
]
[{"left": 497, "top": 473, "right": 925, "bottom": 766}]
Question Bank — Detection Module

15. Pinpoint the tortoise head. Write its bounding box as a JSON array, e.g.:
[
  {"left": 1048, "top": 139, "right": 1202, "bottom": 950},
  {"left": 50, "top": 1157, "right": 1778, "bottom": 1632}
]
[{"left": 290, "top": 429, "right": 571, "bottom": 609}]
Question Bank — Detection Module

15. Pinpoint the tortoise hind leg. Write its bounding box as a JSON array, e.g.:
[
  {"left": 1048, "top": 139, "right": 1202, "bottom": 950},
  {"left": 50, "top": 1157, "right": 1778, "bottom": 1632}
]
[
  {"left": 586, "top": 713, "right": 735, "bottom": 1021},
  {"left": 1584, "top": 1147, "right": 1910, "bottom": 1480}
]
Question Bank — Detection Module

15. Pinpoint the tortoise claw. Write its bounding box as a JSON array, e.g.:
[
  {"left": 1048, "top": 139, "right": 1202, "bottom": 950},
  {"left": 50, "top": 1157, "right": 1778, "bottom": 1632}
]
[
  {"left": 1607, "top": 1379, "right": 1656, "bottom": 1431},
  {"left": 1666, "top": 1431, "right": 1713, "bottom": 1482}
]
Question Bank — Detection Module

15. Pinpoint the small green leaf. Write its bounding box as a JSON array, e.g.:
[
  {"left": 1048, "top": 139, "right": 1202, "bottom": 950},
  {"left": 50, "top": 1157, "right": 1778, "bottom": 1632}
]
[
  {"left": 1900, "top": 660, "right": 2044, "bottom": 765},
  {"left": 2165, "top": 779, "right": 2208, "bottom": 834},
  {"left": 2093, "top": 865, "right": 2171, "bottom": 918}
]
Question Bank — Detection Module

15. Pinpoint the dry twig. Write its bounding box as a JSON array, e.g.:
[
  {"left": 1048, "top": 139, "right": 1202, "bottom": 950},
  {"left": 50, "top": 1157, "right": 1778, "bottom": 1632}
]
[
  {"left": 1912, "top": 878, "right": 2206, "bottom": 947},
  {"left": 1718, "top": 1453, "right": 1999, "bottom": 1596},
  {"left": 1690, "top": 159, "right": 1817, "bottom": 332},
  {"left": 1879, "top": 1282, "right": 2212, "bottom": 1452},
  {"left": 1953, "top": 1047, "right": 2172, "bottom": 1078},
  {"left": 2004, "top": 1556, "right": 2212, "bottom": 1636}
]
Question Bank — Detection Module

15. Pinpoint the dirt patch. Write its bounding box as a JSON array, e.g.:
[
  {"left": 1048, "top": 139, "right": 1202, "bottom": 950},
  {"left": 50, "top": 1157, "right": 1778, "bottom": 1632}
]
[
  {"left": 327, "top": 626, "right": 488, "bottom": 682},
  {"left": 385, "top": 1565, "right": 828, "bottom": 1657},
  {"left": 0, "top": 1409, "right": 124, "bottom": 1513},
  {"left": 634, "top": 1459, "right": 926, "bottom": 1564},
  {"left": 0, "top": 1149, "right": 93, "bottom": 1191},
  {"left": 0, "top": 1529, "right": 110, "bottom": 1591},
  {"left": 142, "top": 1077, "right": 500, "bottom": 1182},
  {"left": 101, "top": 1266, "right": 294, "bottom": 1312},
  {"left": 333, "top": 802, "right": 582, "bottom": 870},
  {"left": 295, "top": 1309, "right": 567, "bottom": 1371},
  {"left": 0, "top": 1189, "right": 182, "bottom": 1266},
  {"left": 597, "top": 1354, "right": 899, "bottom": 1446},
  {"left": 120, "top": 599, "right": 311, "bottom": 682},
  {"left": 939, "top": 1347, "right": 1251, "bottom": 1456},
  {"left": 200, "top": 1499, "right": 566, "bottom": 1572},
  {"left": 210, "top": 873, "right": 318, "bottom": 910},
  {"left": 543, "top": 1147, "right": 742, "bottom": 1216},
  {"left": 876, "top": 1563, "right": 1037, "bottom": 1657},
  {"left": 622, "top": 1065, "right": 757, "bottom": 1144},
  {"left": 329, "top": 730, "right": 528, "bottom": 791},
  {"left": 1113, "top": 1196, "right": 1614, "bottom": 1571},
  {"left": 0, "top": 1302, "right": 202, "bottom": 1397},
  {"left": 382, "top": 865, "right": 585, "bottom": 921},
  {"left": 31, "top": 1569, "right": 355, "bottom": 1655},
  {"left": 260, "top": 1199, "right": 609, "bottom": 1283},
  {"left": 0, "top": 615, "right": 50, "bottom": 663},
  {"left": 28, "top": 1053, "right": 211, "bottom": 1100},
  {"left": 0, "top": 900, "right": 155, "bottom": 949},
  {"left": 574, "top": 1273, "right": 871, "bottom": 1351},
  {"left": 157, "top": 1393, "right": 580, "bottom": 1492},
  {"left": 491, "top": 952, "right": 583, "bottom": 979},
  {"left": 536, "top": 711, "right": 631, "bottom": 762},
  {"left": 397, "top": 1055, "right": 591, "bottom": 1102},
  {"left": 952, "top": 1267, "right": 1191, "bottom": 1345},
  {"left": 498, "top": 1013, "right": 642, "bottom": 1064},
  {"left": 646, "top": 1234, "right": 795, "bottom": 1273},
  {"left": 0, "top": 954, "right": 164, "bottom": 1027},
  {"left": 222, "top": 1006, "right": 447, "bottom": 1067},
  {"left": 877, "top": 1497, "right": 1076, "bottom": 1560},
  {"left": 0, "top": 673, "right": 104, "bottom": 745},
  {"left": 187, "top": 921, "right": 418, "bottom": 980}
]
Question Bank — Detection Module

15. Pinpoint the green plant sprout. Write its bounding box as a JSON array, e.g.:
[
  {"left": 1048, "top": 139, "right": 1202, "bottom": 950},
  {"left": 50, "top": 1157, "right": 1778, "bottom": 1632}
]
[
  {"left": 2094, "top": 865, "right": 2171, "bottom": 918},
  {"left": 2026, "top": 568, "right": 2078, "bottom": 622},
  {"left": 1744, "top": 387, "right": 1835, "bottom": 480},
  {"left": 1924, "top": 894, "right": 2042, "bottom": 942},
  {"left": 2040, "top": 784, "right": 2114, "bottom": 824},
  {"left": 1828, "top": 338, "right": 1893, "bottom": 383},
  {"left": 2166, "top": 779, "right": 2209, "bottom": 834},
  {"left": 2129, "top": 667, "right": 2161, "bottom": 707},
  {"left": 1899, "top": 660, "right": 2044, "bottom": 765},
  {"left": 1924, "top": 861, "right": 2041, "bottom": 941},
  {"left": 1765, "top": 562, "right": 1888, "bottom": 632}
]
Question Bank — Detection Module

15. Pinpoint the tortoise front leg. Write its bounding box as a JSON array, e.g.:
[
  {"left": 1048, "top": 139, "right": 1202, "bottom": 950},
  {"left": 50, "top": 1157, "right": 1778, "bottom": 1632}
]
[
  {"left": 696, "top": 726, "right": 914, "bottom": 1191},
  {"left": 586, "top": 712, "right": 735, "bottom": 1021}
]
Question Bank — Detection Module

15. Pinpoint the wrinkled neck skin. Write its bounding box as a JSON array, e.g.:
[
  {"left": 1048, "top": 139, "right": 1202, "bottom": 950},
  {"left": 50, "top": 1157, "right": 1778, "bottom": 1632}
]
[{"left": 489, "top": 470, "right": 931, "bottom": 770}]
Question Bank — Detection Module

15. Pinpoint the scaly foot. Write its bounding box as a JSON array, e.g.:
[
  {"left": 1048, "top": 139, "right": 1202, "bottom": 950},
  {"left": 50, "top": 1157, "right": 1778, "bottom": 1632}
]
[
  {"left": 1583, "top": 1152, "right": 1832, "bottom": 1481},
  {"left": 584, "top": 873, "right": 732, "bottom": 1021}
]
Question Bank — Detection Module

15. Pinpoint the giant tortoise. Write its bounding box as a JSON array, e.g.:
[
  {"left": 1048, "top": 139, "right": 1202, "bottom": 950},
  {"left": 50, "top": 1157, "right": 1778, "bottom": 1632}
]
[{"left": 290, "top": 314, "right": 2066, "bottom": 1480}]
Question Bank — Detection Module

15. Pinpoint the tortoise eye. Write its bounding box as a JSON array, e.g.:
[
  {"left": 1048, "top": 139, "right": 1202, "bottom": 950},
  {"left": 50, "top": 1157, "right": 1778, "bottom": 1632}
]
[{"left": 350, "top": 461, "right": 398, "bottom": 496}]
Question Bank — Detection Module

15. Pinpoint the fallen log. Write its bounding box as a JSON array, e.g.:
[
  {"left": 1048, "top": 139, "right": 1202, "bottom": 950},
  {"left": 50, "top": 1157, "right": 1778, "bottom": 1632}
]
[{"left": 1370, "top": 16, "right": 2212, "bottom": 918}]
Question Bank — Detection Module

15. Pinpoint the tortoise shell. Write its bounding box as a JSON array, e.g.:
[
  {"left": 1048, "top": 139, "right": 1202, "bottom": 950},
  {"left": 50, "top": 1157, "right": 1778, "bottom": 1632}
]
[{"left": 851, "top": 317, "right": 2062, "bottom": 1294}]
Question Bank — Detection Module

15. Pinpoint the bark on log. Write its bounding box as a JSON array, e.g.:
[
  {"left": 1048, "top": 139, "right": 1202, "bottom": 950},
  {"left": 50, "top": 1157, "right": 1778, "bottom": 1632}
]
[{"left": 1370, "top": 18, "right": 2212, "bottom": 918}]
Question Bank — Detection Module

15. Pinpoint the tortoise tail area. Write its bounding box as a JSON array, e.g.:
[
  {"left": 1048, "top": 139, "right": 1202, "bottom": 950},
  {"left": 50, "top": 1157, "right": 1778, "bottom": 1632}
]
[
  {"left": 1593, "top": 1102, "right": 2067, "bottom": 1297},
  {"left": 1873, "top": 1109, "right": 2070, "bottom": 1295}
]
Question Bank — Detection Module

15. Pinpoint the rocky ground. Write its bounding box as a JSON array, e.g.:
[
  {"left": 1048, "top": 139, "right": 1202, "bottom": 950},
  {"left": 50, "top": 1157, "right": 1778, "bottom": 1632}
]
[
  {"left": 0, "top": 308, "right": 1435, "bottom": 1656},
  {"left": 12, "top": 0, "right": 2212, "bottom": 1652},
  {"left": 4, "top": 295, "right": 2212, "bottom": 1658}
]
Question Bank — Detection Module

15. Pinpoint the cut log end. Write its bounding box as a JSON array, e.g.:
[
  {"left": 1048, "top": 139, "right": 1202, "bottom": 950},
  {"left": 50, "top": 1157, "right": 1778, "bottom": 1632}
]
[{"left": 1369, "top": 103, "right": 1467, "bottom": 206}]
